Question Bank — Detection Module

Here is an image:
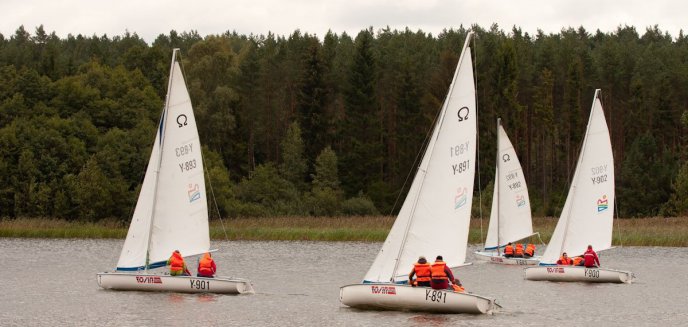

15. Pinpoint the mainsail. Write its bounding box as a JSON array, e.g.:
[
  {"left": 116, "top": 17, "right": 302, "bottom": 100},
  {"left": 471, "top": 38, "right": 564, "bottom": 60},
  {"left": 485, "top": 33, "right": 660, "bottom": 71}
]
[
  {"left": 363, "top": 32, "right": 476, "bottom": 282},
  {"left": 540, "top": 89, "right": 614, "bottom": 264},
  {"left": 484, "top": 119, "right": 533, "bottom": 250},
  {"left": 116, "top": 51, "right": 209, "bottom": 270}
]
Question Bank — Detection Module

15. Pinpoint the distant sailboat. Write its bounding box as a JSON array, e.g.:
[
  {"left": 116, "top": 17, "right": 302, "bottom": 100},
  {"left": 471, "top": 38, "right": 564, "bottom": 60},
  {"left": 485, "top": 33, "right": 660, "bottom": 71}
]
[
  {"left": 339, "top": 31, "right": 499, "bottom": 314},
  {"left": 474, "top": 118, "right": 540, "bottom": 265},
  {"left": 524, "top": 89, "right": 634, "bottom": 283},
  {"left": 97, "top": 49, "right": 254, "bottom": 294}
]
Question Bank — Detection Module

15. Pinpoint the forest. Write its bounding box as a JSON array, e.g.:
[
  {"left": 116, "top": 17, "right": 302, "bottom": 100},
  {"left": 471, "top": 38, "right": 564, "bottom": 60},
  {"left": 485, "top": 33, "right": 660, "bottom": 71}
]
[{"left": 1, "top": 23, "right": 687, "bottom": 222}]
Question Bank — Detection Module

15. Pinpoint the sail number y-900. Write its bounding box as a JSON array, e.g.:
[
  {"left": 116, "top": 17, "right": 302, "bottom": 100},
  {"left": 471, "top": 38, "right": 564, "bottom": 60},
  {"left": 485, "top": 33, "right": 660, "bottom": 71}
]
[{"left": 425, "top": 289, "right": 447, "bottom": 303}]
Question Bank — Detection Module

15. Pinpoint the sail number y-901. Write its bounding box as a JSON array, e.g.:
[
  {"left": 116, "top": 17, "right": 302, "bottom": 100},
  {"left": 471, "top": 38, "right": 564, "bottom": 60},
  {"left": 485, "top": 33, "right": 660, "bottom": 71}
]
[
  {"left": 190, "top": 279, "right": 209, "bottom": 290},
  {"left": 425, "top": 289, "right": 447, "bottom": 303}
]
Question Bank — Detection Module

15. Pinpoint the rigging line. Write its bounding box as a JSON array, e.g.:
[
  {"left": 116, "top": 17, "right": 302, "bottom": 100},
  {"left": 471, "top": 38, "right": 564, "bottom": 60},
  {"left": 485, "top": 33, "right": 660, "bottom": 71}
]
[
  {"left": 614, "top": 195, "right": 623, "bottom": 247},
  {"left": 472, "top": 32, "right": 485, "bottom": 247}
]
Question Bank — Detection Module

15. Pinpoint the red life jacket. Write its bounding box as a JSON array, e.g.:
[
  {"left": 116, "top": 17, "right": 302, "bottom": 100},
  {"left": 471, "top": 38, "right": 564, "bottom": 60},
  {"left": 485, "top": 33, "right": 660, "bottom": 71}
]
[
  {"left": 198, "top": 253, "right": 215, "bottom": 276},
  {"left": 169, "top": 252, "right": 184, "bottom": 272},
  {"left": 525, "top": 244, "right": 535, "bottom": 256},
  {"left": 413, "top": 263, "right": 432, "bottom": 282},
  {"left": 430, "top": 261, "right": 448, "bottom": 280}
]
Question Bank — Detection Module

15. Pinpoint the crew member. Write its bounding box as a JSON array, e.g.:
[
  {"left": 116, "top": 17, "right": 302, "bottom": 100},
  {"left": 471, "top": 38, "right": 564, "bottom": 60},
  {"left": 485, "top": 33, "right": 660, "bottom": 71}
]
[
  {"left": 556, "top": 252, "right": 573, "bottom": 265},
  {"left": 504, "top": 242, "right": 514, "bottom": 258},
  {"left": 197, "top": 252, "right": 217, "bottom": 278},
  {"left": 514, "top": 243, "right": 525, "bottom": 258},
  {"left": 524, "top": 243, "right": 536, "bottom": 258},
  {"left": 583, "top": 245, "right": 600, "bottom": 268},
  {"left": 430, "top": 255, "right": 455, "bottom": 290},
  {"left": 409, "top": 256, "right": 432, "bottom": 287},
  {"left": 167, "top": 250, "right": 191, "bottom": 276},
  {"left": 572, "top": 255, "right": 585, "bottom": 266}
]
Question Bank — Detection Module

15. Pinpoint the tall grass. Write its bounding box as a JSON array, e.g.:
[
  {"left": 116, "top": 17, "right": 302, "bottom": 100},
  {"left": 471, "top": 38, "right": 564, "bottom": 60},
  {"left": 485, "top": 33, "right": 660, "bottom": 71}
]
[{"left": 1, "top": 216, "right": 686, "bottom": 246}]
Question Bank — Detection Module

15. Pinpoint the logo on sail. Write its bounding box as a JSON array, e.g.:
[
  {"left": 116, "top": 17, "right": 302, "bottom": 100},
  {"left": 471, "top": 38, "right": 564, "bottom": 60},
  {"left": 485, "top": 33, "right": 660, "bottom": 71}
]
[
  {"left": 136, "top": 276, "right": 162, "bottom": 284},
  {"left": 597, "top": 195, "right": 608, "bottom": 212},
  {"left": 454, "top": 187, "right": 467, "bottom": 210},
  {"left": 457, "top": 106, "right": 470, "bottom": 122},
  {"left": 516, "top": 194, "right": 526, "bottom": 208},
  {"left": 188, "top": 183, "right": 201, "bottom": 202}
]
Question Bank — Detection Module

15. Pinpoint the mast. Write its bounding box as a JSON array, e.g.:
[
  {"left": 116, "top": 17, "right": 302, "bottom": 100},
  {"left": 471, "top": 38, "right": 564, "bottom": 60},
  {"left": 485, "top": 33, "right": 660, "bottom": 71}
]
[
  {"left": 144, "top": 48, "right": 179, "bottom": 270},
  {"left": 496, "top": 118, "right": 501, "bottom": 255},
  {"left": 389, "top": 31, "right": 474, "bottom": 281}
]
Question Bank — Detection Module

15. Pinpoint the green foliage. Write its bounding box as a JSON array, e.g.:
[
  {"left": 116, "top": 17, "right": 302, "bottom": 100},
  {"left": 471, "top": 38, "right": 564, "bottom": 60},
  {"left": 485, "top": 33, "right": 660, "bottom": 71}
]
[
  {"left": 231, "top": 163, "right": 304, "bottom": 217},
  {"left": 279, "top": 121, "right": 307, "bottom": 192},
  {"left": 341, "top": 192, "right": 379, "bottom": 216}
]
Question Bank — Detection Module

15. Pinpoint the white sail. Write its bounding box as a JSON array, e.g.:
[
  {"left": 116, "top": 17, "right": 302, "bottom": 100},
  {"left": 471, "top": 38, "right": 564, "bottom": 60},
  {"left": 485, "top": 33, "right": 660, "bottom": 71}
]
[
  {"left": 484, "top": 120, "right": 533, "bottom": 249},
  {"left": 540, "top": 89, "right": 614, "bottom": 264},
  {"left": 116, "top": 52, "right": 209, "bottom": 270},
  {"left": 363, "top": 32, "right": 476, "bottom": 282}
]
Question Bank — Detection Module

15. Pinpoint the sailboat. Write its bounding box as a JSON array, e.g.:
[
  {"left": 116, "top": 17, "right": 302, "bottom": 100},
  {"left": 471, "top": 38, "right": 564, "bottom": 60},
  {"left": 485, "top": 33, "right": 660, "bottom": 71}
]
[
  {"left": 97, "top": 49, "right": 254, "bottom": 294},
  {"left": 474, "top": 118, "right": 540, "bottom": 265},
  {"left": 339, "top": 31, "right": 499, "bottom": 314},
  {"left": 524, "top": 89, "right": 634, "bottom": 283}
]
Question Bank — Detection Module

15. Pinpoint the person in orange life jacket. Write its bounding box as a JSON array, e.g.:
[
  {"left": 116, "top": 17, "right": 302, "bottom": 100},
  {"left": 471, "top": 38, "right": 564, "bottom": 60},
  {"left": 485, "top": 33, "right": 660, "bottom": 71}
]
[
  {"left": 572, "top": 255, "right": 585, "bottom": 266},
  {"left": 514, "top": 243, "right": 525, "bottom": 257},
  {"left": 167, "top": 250, "right": 191, "bottom": 276},
  {"left": 430, "top": 255, "right": 455, "bottom": 290},
  {"left": 583, "top": 245, "right": 600, "bottom": 268},
  {"left": 503, "top": 242, "right": 514, "bottom": 258},
  {"left": 524, "top": 243, "right": 536, "bottom": 258},
  {"left": 409, "top": 256, "right": 432, "bottom": 287},
  {"left": 197, "top": 252, "right": 216, "bottom": 278},
  {"left": 556, "top": 252, "right": 573, "bottom": 265}
]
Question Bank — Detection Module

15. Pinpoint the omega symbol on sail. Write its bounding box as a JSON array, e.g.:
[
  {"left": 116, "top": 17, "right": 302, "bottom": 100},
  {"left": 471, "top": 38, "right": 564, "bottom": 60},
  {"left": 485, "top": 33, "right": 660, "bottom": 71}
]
[{"left": 457, "top": 106, "right": 469, "bottom": 122}]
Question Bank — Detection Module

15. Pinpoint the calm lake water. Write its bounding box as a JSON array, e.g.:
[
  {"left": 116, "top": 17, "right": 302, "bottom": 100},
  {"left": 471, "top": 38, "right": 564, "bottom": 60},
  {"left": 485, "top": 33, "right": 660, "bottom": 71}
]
[{"left": 0, "top": 238, "right": 685, "bottom": 326}]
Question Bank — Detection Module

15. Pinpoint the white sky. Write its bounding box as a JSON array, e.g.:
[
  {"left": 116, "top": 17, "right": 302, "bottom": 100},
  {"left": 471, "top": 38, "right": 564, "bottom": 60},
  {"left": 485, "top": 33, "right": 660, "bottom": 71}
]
[{"left": 1, "top": 0, "right": 684, "bottom": 43}]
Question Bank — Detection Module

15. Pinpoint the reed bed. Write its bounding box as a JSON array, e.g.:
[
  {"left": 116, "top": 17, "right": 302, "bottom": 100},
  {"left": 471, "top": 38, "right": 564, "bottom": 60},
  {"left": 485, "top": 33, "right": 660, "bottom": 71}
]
[{"left": 1, "top": 216, "right": 686, "bottom": 246}]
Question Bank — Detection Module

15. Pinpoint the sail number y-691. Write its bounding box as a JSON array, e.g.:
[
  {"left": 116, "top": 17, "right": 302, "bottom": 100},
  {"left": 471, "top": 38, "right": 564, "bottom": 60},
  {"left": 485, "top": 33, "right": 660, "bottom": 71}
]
[
  {"left": 425, "top": 289, "right": 447, "bottom": 303},
  {"left": 179, "top": 159, "right": 197, "bottom": 173}
]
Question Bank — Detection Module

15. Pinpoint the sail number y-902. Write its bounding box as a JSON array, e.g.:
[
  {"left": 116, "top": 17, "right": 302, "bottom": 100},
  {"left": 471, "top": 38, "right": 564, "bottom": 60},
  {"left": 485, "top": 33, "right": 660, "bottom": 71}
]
[
  {"left": 425, "top": 289, "right": 447, "bottom": 303},
  {"left": 190, "top": 279, "right": 209, "bottom": 290}
]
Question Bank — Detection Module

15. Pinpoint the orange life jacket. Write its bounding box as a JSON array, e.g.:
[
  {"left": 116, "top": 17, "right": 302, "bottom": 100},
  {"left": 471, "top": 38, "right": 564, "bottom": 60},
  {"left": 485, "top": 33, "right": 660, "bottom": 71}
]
[
  {"left": 558, "top": 256, "right": 573, "bottom": 265},
  {"left": 169, "top": 252, "right": 184, "bottom": 272},
  {"left": 504, "top": 245, "right": 514, "bottom": 255},
  {"left": 573, "top": 257, "right": 584, "bottom": 266},
  {"left": 452, "top": 284, "right": 465, "bottom": 293},
  {"left": 525, "top": 244, "right": 535, "bottom": 256},
  {"left": 413, "top": 263, "right": 432, "bottom": 282},
  {"left": 198, "top": 253, "right": 215, "bottom": 276},
  {"left": 515, "top": 244, "right": 524, "bottom": 255},
  {"left": 430, "top": 261, "right": 448, "bottom": 280}
]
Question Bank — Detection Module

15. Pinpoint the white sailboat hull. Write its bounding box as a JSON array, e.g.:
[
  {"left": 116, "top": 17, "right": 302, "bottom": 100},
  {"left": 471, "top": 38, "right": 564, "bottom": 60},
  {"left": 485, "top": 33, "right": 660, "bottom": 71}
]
[
  {"left": 97, "top": 272, "right": 254, "bottom": 294},
  {"left": 339, "top": 283, "right": 499, "bottom": 314},
  {"left": 474, "top": 251, "right": 540, "bottom": 265},
  {"left": 523, "top": 266, "right": 634, "bottom": 283}
]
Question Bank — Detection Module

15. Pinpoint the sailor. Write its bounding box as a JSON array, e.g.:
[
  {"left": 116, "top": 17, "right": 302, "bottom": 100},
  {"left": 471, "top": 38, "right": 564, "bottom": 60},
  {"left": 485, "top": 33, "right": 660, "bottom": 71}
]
[
  {"left": 504, "top": 242, "right": 514, "bottom": 258},
  {"left": 167, "top": 250, "right": 191, "bottom": 276},
  {"left": 197, "top": 252, "right": 217, "bottom": 278},
  {"left": 514, "top": 243, "right": 525, "bottom": 257},
  {"left": 409, "top": 256, "right": 432, "bottom": 287},
  {"left": 572, "top": 255, "right": 585, "bottom": 266},
  {"left": 524, "top": 243, "right": 536, "bottom": 257},
  {"left": 583, "top": 245, "right": 600, "bottom": 268},
  {"left": 556, "top": 252, "right": 573, "bottom": 265},
  {"left": 430, "top": 255, "right": 455, "bottom": 290}
]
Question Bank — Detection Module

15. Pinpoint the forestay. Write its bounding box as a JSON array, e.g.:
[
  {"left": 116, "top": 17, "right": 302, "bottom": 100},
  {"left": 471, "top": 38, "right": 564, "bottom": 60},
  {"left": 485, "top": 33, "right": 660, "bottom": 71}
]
[
  {"left": 540, "top": 89, "right": 614, "bottom": 264},
  {"left": 116, "top": 56, "right": 209, "bottom": 271},
  {"left": 363, "top": 32, "right": 476, "bottom": 283},
  {"left": 484, "top": 120, "right": 533, "bottom": 250}
]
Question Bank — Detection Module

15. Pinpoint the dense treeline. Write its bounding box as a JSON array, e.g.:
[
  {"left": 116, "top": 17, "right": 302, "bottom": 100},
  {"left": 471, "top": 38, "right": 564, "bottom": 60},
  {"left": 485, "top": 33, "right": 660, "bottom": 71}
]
[{"left": 1, "top": 24, "right": 687, "bottom": 222}]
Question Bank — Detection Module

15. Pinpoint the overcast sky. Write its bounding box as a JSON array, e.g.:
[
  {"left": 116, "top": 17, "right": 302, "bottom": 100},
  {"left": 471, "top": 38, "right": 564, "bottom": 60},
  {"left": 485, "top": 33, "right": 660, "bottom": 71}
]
[{"left": 1, "top": 0, "right": 684, "bottom": 43}]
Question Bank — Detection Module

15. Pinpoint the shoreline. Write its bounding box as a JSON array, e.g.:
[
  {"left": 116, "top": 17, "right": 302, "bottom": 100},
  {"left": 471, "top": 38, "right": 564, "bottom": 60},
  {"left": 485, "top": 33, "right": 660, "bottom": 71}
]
[{"left": 0, "top": 216, "right": 686, "bottom": 247}]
